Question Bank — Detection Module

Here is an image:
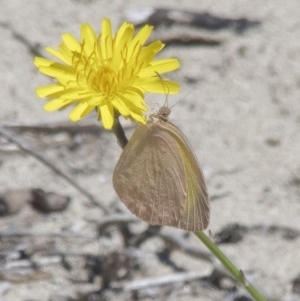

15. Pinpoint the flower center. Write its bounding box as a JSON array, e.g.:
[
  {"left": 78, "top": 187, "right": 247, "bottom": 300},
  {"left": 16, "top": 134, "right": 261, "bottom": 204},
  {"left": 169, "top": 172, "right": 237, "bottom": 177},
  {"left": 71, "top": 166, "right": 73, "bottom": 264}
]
[
  {"left": 92, "top": 65, "right": 118, "bottom": 95},
  {"left": 74, "top": 51, "right": 125, "bottom": 98}
]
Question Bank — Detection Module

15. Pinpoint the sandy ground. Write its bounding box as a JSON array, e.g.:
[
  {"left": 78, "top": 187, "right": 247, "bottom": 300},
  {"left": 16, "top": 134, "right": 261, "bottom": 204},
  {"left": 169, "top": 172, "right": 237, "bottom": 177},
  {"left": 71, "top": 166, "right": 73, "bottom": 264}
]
[{"left": 1, "top": 1, "right": 300, "bottom": 300}]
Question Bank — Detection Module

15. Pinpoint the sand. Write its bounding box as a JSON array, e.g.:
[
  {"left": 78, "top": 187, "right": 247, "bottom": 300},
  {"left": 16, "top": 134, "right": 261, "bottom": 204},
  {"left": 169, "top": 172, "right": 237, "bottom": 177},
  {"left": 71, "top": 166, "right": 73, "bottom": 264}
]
[{"left": 0, "top": 1, "right": 300, "bottom": 300}]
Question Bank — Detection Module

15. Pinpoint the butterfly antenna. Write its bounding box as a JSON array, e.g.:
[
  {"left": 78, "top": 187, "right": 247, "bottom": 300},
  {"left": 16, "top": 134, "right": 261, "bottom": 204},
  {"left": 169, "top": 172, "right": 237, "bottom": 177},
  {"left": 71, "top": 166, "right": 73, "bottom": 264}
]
[{"left": 155, "top": 71, "right": 169, "bottom": 108}]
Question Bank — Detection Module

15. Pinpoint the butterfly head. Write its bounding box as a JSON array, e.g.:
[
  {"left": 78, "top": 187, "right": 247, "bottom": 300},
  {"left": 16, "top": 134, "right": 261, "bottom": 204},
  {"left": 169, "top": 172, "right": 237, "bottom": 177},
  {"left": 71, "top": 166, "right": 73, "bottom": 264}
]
[{"left": 157, "top": 105, "right": 171, "bottom": 122}]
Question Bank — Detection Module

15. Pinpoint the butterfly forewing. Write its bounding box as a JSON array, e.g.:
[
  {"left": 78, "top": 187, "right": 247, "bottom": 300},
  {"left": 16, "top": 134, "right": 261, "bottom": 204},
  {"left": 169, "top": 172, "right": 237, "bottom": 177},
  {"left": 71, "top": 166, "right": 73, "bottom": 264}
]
[{"left": 113, "top": 119, "right": 210, "bottom": 231}]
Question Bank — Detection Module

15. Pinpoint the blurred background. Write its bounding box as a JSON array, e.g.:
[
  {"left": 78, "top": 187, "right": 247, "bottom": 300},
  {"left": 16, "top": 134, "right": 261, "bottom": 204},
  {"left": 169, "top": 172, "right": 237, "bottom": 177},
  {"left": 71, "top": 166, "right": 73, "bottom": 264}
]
[{"left": 0, "top": 1, "right": 300, "bottom": 300}]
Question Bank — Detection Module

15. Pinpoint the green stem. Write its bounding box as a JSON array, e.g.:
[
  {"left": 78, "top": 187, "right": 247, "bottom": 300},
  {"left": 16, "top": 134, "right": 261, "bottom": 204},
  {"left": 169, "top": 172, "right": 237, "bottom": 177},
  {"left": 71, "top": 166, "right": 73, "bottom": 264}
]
[
  {"left": 194, "top": 231, "right": 268, "bottom": 301},
  {"left": 112, "top": 117, "right": 128, "bottom": 149}
]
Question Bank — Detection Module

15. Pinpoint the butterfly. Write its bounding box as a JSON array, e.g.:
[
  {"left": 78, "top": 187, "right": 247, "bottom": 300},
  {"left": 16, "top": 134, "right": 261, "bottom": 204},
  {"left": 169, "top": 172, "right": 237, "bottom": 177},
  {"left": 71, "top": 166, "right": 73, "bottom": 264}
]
[{"left": 113, "top": 105, "right": 209, "bottom": 231}]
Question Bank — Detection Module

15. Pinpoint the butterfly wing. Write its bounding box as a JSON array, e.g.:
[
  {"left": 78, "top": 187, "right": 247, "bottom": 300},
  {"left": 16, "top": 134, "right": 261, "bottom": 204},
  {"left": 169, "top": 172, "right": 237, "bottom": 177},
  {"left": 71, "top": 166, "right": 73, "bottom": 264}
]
[
  {"left": 161, "top": 121, "right": 210, "bottom": 230},
  {"left": 113, "top": 122, "right": 209, "bottom": 231}
]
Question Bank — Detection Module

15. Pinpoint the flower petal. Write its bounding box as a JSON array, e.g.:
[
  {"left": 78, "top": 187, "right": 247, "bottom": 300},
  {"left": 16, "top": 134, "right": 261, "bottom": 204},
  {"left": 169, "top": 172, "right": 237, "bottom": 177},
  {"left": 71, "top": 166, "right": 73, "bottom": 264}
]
[
  {"left": 58, "top": 43, "right": 74, "bottom": 64},
  {"left": 140, "top": 40, "right": 164, "bottom": 59},
  {"left": 69, "top": 102, "right": 94, "bottom": 121},
  {"left": 81, "top": 23, "right": 97, "bottom": 56},
  {"left": 116, "top": 92, "right": 147, "bottom": 117},
  {"left": 62, "top": 33, "right": 81, "bottom": 52},
  {"left": 45, "top": 87, "right": 93, "bottom": 100},
  {"left": 138, "top": 58, "right": 180, "bottom": 77},
  {"left": 114, "top": 22, "right": 134, "bottom": 51},
  {"left": 121, "top": 88, "right": 147, "bottom": 111},
  {"left": 34, "top": 57, "right": 55, "bottom": 68},
  {"left": 130, "top": 24, "right": 153, "bottom": 49},
  {"left": 113, "top": 22, "right": 134, "bottom": 68},
  {"left": 45, "top": 47, "right": 71, "bottom": 65},
  {"left": 44, "top": 98, "right": 75, "bottom": 111},
  {"left": 130, "top": 112, "right": 146, "bottom": 124},
  {"left": 99, "top": 103, "right": 114, "bottom": 129},
  {"left": 127, "top": 24, "right": 153, "bottom": 62},
  {"left": 36, "top": 84, "right": 65, "bottom": 98},
  {"left": 38, "top": 64, "right": 75, "bottom": 82},
  {"left": 134, "top": 78, "right": 180, "bottom": 94},
  {"left": 101, "top": 18, "right": 113, "bottom": 60},
  {"left": 111, "top": 98, "right": 131, "bottom": 117}
]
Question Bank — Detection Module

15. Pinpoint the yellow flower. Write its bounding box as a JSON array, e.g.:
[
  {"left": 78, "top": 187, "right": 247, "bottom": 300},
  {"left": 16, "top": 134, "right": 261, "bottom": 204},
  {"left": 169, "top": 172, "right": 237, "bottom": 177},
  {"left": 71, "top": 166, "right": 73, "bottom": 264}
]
[{"left": 34, "top": 18, "right": 180, "bottom": 129}]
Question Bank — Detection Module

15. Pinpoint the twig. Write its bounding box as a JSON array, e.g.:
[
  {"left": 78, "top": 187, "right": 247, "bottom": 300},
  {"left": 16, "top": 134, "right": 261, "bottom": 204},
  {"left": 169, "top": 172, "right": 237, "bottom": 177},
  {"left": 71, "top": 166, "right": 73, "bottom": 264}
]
[
  {"left": 0, "top": 128, "right": 109, "bottom": 213},
  {"left": 214, "top": 222, "right": 300, "bottom": 244},
  {"left": 85, "top": 213, "right": 138, "bottom": 228},
  {"left": 122, "top": 271, "right": 205, "bottom": 292},
  {"left": 125, "top": 8, "right": 261, "bottom": 33},
  {"left": 0, "top": 230, "right": 95, "bottom": 240},
  {"left": 0, "top": 22, "right": 42, "bottom": 57},
  {"left": 161, "top": 34, "right": 222, "bottom": 47},
  {"left": 2, "top": 251, "right": 106, "bottom": 272},
  {"left": 0, "top": 120, "right": 127, "bottom": 135},
  {"left": 2, "top": 257, "right": 61, "bottom": 271}
]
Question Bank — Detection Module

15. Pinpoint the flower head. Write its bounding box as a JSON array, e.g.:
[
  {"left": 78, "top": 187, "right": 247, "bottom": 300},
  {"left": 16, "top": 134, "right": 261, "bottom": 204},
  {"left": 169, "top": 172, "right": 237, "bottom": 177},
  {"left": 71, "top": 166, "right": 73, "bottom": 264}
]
[{"left": 34, "top": 19, "right": 180, "bottom": 129}]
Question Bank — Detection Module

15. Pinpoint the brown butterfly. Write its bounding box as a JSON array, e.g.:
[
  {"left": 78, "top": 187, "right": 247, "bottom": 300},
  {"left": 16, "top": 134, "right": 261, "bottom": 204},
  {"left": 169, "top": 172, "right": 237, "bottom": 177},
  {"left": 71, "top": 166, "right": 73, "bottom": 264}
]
[{"left": 113, "top": 105, "right": 209, "bottom": 231}]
